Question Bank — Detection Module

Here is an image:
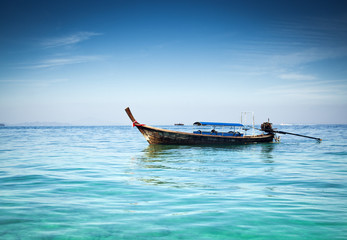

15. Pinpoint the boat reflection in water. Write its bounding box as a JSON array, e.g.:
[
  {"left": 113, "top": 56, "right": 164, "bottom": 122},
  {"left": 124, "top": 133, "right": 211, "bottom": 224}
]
[{"left": 131, "top": 143, "right": 276, "bottom": 188}]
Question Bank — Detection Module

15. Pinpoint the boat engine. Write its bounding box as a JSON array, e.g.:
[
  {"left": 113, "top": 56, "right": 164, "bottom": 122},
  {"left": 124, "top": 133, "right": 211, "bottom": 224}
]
[{"left": 261, "top": 121, "right": 273, "bottom": 133}]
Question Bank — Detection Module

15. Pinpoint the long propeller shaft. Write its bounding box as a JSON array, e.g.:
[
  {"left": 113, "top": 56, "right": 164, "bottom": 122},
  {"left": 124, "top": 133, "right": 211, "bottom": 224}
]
[{"left": 273, "top": 130, "right": 322, "bottom": 142}]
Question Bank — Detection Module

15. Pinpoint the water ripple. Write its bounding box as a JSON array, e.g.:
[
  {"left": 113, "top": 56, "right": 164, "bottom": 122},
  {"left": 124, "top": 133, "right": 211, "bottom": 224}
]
[{"left": 0, "top": 125, "right": 347, "bottom": 239}]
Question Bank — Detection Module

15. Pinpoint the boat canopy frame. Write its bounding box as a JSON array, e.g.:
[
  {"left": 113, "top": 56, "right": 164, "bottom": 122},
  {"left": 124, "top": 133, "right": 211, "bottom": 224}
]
[
  {"left": 241, "top": 112, "right": 255, "bottom": 136},
  {"left": 193, "top": 122, "right": 244, "bottom": 127},
  {"left": 193, "top": 121, "right": 245, "bottom": 137}
]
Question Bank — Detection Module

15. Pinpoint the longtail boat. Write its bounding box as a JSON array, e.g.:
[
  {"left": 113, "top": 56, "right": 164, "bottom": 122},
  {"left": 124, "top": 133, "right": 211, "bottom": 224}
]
[{"left": 125, "top": 107, "right": 275, "bottom": 145}]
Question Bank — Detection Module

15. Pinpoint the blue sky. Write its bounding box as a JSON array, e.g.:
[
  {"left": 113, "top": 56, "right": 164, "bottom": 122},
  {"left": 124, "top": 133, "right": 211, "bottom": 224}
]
[{"left": 1, "top": 0, "right": 347, "bottom": 125}]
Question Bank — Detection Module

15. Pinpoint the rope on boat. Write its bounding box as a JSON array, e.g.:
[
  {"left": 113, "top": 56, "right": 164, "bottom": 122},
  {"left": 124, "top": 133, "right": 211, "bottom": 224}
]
[{"left": 132, "top": 121, "right": 145, "bottom": 127}]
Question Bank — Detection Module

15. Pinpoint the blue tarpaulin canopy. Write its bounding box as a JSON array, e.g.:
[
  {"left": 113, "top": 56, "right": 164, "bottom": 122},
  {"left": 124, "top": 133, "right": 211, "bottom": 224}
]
[{"left": 193, "top": 122, "right": 244, "bottom": 127}]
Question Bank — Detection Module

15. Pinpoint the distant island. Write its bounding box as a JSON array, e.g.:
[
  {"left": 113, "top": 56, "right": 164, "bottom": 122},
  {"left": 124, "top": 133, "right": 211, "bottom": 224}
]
[
  {"left": 174, "top": 123, "right": 184, "bottom": 126},
  {"left": 0, "top": 123, "right": 5, "bottom": 127}
]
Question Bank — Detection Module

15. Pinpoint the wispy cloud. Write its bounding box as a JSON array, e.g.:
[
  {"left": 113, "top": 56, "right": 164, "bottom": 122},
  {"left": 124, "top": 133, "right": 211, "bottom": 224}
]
[
  {"left": 25, "top": 55, "right": 104, "bottom": 69},
  {"left": 223, "top": 46, "right": 347, "bottom": 78},
  {"left": 0, "top": 78, "right": 69, "bottom": 87},
  {"left": 279, "top": 73, "right": 316, "bottom": 81},
  {"left": 258, "top": 79, "right": 347, "bottom": 102},
  {"left": 41, "top": 32, "right": 102, "bottom": 48},
  {"left": 267, "top": 15, "right": 347, "bottom": 48},
  {"left": 268, "top": 47, "right": 347, "bottom": 66}
]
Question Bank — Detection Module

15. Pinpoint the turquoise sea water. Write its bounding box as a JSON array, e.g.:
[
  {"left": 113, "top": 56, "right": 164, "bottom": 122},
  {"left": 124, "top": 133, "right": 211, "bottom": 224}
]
[{"left": 0, "top": 125, "right": 347, "bottom": 239}]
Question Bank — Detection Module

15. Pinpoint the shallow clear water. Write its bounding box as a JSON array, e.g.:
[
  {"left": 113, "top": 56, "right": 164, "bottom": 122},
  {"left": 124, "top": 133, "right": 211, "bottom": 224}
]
[{"left": 0, "top": 125, "right": 346, "bottom": 239}]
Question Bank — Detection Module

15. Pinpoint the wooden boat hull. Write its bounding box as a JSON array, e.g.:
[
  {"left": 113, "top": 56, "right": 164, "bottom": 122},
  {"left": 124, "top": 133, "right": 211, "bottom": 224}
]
[
  {"left": 125, "top": 107, "right": 274, "bottom": 145},
  {"left": 136, "top": 124, "right": 274, "bottom": 145}
]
